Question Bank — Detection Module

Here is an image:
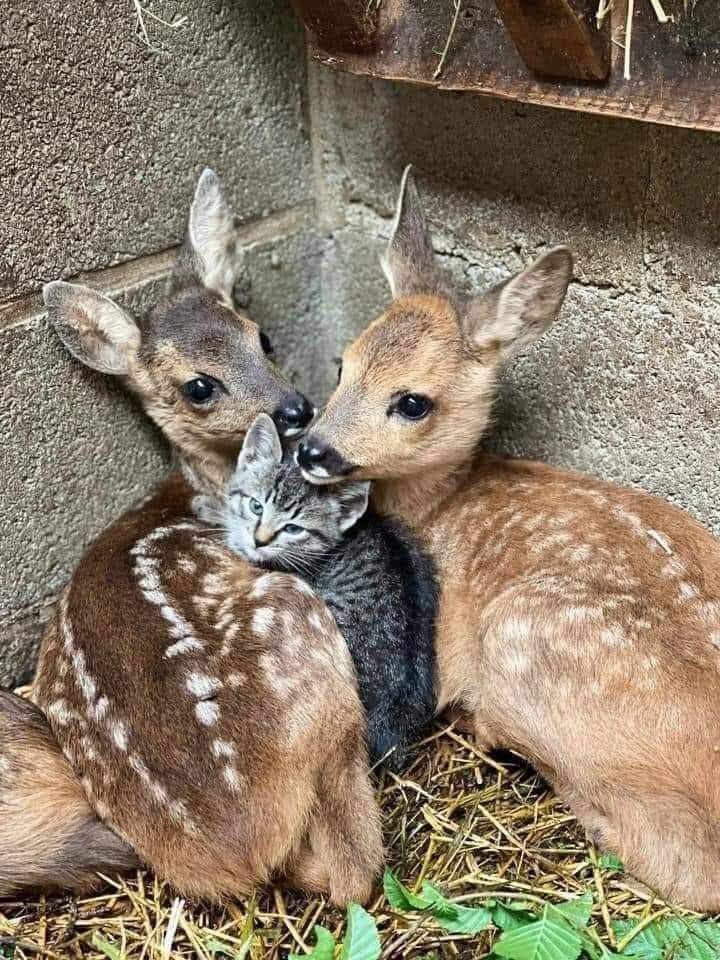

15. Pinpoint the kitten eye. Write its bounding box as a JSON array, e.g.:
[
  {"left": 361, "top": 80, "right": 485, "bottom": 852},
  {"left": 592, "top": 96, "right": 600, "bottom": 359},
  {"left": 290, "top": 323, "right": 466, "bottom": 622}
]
[
  {"left": 393, "top": 393, "right": 433, "bottom": 421},
  {"left": 284, "top": 523, "right": 304, "bottom": 535},
  {"left": 259, "top": 331, "right": 274, "bottom": 356},
  {"left": 248, "top": 498, "right": 263, "bottom": 516},
  {"left": 182, "top": 376, "right": 217, "bottom": 405}
]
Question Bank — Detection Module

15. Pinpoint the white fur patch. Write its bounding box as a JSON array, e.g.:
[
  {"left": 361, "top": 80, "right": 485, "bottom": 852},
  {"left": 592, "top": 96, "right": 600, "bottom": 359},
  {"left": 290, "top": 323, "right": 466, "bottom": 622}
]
[
  {"left": 252, "top": 607, "right": 275, "bottom": 636},
  {"left": 111, "top": 722, "right": 129, "bottom": 751},
  {"left": 212, "top": 738, "right": 236, "bottom": 759},
  {"left": 186, "top": 672, "right": 222, "bottom": 698},
  {"left": 195, "top": 700, "right": 220, "bottom": 726}
]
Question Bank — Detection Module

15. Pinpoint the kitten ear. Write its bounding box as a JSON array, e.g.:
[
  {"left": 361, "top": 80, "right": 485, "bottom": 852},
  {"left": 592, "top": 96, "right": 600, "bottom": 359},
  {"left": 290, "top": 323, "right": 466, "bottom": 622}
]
[
  {"left": 336, "top": 481, "right": 371, "bottom": 533},
  {"left": 237, "top": 413, "right": 283, "bottom": 472}
]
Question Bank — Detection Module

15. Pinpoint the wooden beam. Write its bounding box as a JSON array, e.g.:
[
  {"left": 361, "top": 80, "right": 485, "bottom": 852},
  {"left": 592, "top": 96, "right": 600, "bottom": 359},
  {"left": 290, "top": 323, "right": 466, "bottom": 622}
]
[
  {"left": 494, "top": 0, "right": 610, "bottom": 82},
  {"left": 289, "top": 0, "right": 379, "bottom": 53}
]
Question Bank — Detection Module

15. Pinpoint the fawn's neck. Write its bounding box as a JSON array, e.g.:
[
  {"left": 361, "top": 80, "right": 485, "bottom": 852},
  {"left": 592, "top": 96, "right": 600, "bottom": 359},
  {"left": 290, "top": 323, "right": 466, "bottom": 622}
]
[
  {"left": 370, "top": 460, "right": 473, "bottom": 530},
  {"left": 178, "top": 447, "right": 236, "bottom": 498}
]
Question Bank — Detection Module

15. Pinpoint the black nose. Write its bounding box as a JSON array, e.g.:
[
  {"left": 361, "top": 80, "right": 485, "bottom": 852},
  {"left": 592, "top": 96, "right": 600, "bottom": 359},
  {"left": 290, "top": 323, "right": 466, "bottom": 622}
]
[
  {"left": 297, "top": 440, "right": 328, "bottom": 468},
  {"left": 297, "top": 438, "right": 352, "bottom": 476},
  {"left": 272, "top": 395, "right": 314, "bottom": 435}
]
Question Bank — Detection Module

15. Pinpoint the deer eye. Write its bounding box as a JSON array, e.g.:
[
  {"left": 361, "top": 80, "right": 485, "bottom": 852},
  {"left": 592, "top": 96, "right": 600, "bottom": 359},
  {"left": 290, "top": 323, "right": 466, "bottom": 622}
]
[
  {"left": 337, "top": 363, "right": 343, "bottom": 384},
  {"left": 182, "top": 377, "right": 217, "bottom": 404},
  {"left": 259, "top": 331, "right": 274, "bottom": 356},
  {"left": 248, "top": 498, "right": 263, "bottom": 516},
  {"left": 394, "top": 393, "right": 433, "bottom": 421},
  {"left": 284, "top": 523, "right": 304, "bottom": 535}
]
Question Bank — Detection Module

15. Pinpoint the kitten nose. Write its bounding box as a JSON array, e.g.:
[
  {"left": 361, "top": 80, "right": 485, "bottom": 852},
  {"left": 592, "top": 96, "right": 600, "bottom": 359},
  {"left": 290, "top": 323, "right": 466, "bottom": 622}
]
[
  {"left": 297, "top": 438, "right": 352, "bottom": 477},
  {"left": 254, "top": 525, "right": 273, "bottom": 547},
  {"left": 272, "top": 395, "right": 314, "bottom": 436}
]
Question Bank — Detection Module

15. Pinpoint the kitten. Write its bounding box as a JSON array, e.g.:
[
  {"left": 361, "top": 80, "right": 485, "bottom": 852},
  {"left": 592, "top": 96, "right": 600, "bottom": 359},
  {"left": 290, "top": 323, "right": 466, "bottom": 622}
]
[{"left": 197, "top": 413, "right": 438, "bottom": 771}]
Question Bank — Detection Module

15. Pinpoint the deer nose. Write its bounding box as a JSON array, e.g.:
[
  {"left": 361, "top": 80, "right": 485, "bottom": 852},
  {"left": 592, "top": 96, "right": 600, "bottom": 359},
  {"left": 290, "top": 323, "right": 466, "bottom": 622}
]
[
  {"left": 297, "top": 438, "right": 352, "bottom": 477},
  {"left": 272, "top": 395, "right": 314, "bottom": 436}
]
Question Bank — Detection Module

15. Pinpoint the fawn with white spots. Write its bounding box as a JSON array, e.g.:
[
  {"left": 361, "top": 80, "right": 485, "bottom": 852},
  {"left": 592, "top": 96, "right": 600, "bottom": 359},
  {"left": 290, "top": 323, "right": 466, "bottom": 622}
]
[
  {"left": 298, "top": 167, "right": 720, "bottom": 911},
  {"left": 0, "top": 170, "right": 383, "bottom": 903}
]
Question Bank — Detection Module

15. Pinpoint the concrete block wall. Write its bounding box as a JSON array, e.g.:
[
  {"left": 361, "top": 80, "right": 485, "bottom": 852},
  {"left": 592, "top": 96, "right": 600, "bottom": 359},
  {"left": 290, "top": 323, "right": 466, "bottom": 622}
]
[
  {"left": 4, "top": 2, "right": 720, "bottom": 684},
  {"left": 0, "top": 0, "right": 320, "bottom": 685}
]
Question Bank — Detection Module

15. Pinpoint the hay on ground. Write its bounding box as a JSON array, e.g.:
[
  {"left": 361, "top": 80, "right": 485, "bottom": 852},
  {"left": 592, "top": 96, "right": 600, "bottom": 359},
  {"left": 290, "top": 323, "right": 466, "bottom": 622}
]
[{"left": 0, "top": 723, "right": 708, "bottom": 959}]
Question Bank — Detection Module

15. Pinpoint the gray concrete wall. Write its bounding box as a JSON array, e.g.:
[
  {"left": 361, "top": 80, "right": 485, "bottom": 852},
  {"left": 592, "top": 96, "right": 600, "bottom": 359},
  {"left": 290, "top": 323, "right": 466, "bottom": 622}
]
[
  {"left": 0, "top": 0, "right": 319, "bottom": 685},
  {"left": 309, "top": 66, "right": 720, "bottom": 535}
]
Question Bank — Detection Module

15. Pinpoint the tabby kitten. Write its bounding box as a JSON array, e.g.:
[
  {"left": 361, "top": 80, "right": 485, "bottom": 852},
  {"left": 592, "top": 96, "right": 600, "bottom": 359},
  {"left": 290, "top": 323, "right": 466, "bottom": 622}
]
[{"left": 198, "top": 413, "right": 438, "bottom": 771}]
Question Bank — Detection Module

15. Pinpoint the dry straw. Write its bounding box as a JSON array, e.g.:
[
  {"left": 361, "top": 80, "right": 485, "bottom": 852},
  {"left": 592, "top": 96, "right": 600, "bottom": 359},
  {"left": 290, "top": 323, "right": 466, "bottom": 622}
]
[{"left": 1, "top": 722, "right": 708, "bottom": 959}]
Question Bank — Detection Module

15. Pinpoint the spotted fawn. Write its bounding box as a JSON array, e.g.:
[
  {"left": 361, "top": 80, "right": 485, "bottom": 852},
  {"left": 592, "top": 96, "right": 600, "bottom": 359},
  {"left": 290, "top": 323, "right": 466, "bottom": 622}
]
[
  {"left": 298, "top": 167, "right": 720, "bottom": 912},
  {"left": 1, "top": 170, "right": 383, "bottom": 903}
]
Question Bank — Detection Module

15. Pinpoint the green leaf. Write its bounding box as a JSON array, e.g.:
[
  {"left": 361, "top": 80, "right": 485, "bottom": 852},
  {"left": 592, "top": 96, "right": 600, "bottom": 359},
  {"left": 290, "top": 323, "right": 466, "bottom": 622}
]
[
  {"left": 491, "top": 903, "right": 537, "bottom": 932},
  {"left": 418, "top": 881, "right": 493, "bottom": 934},
  {"left": 614, "top": 918, "right": 720, "bottom": 960},
  {"left": 383, "top": 869, "right": 433, "bottom": 911},
  {"left": 92, "top": 935, "right": 123, "bottom": 960},
  {"left": 339, "top": 904, "right": 380, "bottom": 960},
  {"left": 493, "top": 907, "right": 583, "bottom": 960},
  {"left": 206, "top": 940, "right": 238, "bottom": 958},
  {"left": 598, "top": 854, "right": 624, "bottom": 873},
  {"left": 290, "top": 926, "right": 336, "bottom": 960},
  {"left": 550, "top": 894, "right": 594, "bottom": 928}
]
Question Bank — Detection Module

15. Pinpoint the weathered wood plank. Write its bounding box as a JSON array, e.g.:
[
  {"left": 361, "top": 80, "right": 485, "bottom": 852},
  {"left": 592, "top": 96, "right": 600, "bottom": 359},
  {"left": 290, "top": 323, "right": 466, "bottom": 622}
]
[
  {"left": 495, "top": 0, "right": 610, "bottom": 81},
  {"left": 289, "top": 0, "right": 378, "bottom": 53},
  {"left": 301, "top": 1, "right": 720, "bottom": 134}
]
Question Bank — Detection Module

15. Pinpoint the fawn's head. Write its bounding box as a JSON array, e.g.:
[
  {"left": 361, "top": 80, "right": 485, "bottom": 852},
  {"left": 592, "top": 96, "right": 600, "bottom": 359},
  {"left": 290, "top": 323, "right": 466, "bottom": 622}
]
[
  {"left": 44, "top": 170, "right": 312, "bottom": 472},
  {"left": 299, "top": 167, "right": 573, "bottom": 485}
]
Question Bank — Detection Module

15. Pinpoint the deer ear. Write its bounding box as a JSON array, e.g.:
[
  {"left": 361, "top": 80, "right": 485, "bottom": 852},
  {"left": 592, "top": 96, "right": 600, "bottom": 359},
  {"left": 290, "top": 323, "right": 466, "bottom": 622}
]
[
  {"left": 463, "top": 247, "right": 573, "bottom": 360},
  {"left": 43, "top": 281, "right": 140, "bottom": 375},
  {"left": 381, "top": 166, "right": 444, "bottom": 299},
  {"left": 175, "top": 168, "right": 240, "bottom": 301},
  {"left": 237, "top": 413, "right": 283, "bottom": 473},
  {"left": 336, "top": 481, "right": 370, "bottom": 533}
]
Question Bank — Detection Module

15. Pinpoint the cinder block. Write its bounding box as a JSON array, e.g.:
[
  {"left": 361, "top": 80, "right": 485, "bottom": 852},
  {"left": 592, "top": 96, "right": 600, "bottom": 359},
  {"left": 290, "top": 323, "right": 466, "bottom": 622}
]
[{"left": 1, "top": 0, "right": 312, "bottom": 298}]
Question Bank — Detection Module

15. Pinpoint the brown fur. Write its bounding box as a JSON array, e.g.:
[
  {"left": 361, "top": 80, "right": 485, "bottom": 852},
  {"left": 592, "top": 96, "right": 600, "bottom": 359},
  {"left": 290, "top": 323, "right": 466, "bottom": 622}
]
[
  {"left": 0, "top": 690, "right": 137, "bottom": 895},
  {"left": 303, "top": 168, "right": 720, "bottom": 911},
  {"left": 33, "top": 476, "right": 382, "bottom": 902},
  {"left": 2, "top": 170, "right": 383, "bottom": 902}
]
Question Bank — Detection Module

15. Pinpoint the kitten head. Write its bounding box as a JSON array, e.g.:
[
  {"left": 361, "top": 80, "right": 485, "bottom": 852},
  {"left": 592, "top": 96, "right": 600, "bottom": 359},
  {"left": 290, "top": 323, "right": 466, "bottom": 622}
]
[{"left": 223, "top": 414, "right": 370, "bottom": 569}]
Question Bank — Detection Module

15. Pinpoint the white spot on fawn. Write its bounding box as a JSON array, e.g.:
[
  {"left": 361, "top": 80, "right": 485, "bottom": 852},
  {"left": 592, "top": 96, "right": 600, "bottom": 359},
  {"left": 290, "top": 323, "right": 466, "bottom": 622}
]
[
  {"left": 308, "top": 612, "right": 325, "bottom": 634},
  {"left": 252, "top": 607, "right": 275, "bottom": 636},
  {"left": 111, "top": 722, "right": 129, "bottom": 752},
  {"left": 223, "top": 764, "right": 244, "bottom": 792},
  {"left": 227, "top": 672, "right": 246, "bottom": 688},
  {"left": 212, "top": 739, "right": 236, "bottom": 759},
  {"left": 647, "top": 529, "right": 672, "bottom": 555},
  {"left": 195, "top": 700, "right": 220, "bottom": 726},
  {"left": 165, "top": 638, "right": 204, "bottom": 658},
  {"left": 132, "top": 528, "right": 205, "bottom": 659},
  {"left": 186, "top": 672, "right": 222, "bottom": 699}
]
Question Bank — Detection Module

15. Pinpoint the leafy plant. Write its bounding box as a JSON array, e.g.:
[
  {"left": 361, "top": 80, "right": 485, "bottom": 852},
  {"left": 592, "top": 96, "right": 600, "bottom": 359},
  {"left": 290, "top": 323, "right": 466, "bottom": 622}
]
[
  {"left": 92, "top": 934, "right": 123, "bottom": 960},
  {"left": 290, "top": 904, "right": 380, "bottom": 960},
  {"left": 493, "top": 906, "right": 583, "bottom": 960},
  {"left": 613, "top": 917, "right": 720, "bottom": 960},
  {"left": 383, "top": 868, "right": 720, "bottom": 960}
]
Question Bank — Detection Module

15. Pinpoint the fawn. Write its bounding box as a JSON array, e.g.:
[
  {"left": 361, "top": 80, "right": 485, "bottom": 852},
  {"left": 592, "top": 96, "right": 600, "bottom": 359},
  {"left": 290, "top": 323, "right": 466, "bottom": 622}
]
[
  {"left": 298, "top": 167, "right": 720, "bottom": 912},
  {"left": 0, "top": 170, "right": 383, "bottom": 903}
]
